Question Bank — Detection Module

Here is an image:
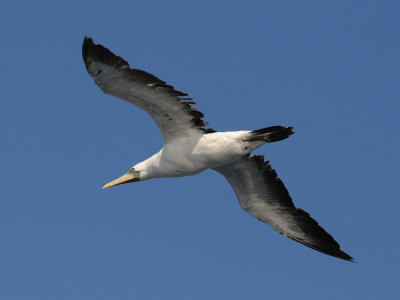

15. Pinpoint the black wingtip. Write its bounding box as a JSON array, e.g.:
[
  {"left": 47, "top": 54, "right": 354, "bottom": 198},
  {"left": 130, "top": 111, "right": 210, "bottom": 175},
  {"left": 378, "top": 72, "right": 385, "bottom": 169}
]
[
  {"left": 82, "top": 36, "right": 95, "bottom": 70},
  {"left": 317, "top": 247, "right": 355, "bottom": 262},
  {"left": 336, "top": 250, "right": 355, "bottom": 262},
  {"left": 291, "top": 234, "right": 355, "bottom": 262},
  {"left": 81, "top": 36, "right": 129, "bottom": 71},
  {"left": 338, "top": 250, "right": 354, "bottom": 262},
  {"left": 329, "top": 250, "right": 355, "bottom": 262}
]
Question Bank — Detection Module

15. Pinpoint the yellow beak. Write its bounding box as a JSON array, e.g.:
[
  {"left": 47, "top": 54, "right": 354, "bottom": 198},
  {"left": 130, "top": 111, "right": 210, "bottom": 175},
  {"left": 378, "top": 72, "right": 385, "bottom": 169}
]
[{"left": 102, "top": 173, "right": 135, "bottom": 189}]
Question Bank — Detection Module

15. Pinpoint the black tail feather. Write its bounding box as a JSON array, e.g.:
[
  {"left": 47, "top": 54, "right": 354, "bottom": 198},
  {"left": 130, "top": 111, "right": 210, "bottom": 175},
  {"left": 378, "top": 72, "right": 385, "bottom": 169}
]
[{"left": 249, "top": 126, "right": 294, "bottom": 143}]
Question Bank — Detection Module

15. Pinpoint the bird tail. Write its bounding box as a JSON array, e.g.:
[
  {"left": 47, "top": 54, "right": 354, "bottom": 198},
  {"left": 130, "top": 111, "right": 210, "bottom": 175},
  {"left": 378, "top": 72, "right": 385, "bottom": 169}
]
[{"left": 247, "top": 126, "right": 294, "bottom": 143}]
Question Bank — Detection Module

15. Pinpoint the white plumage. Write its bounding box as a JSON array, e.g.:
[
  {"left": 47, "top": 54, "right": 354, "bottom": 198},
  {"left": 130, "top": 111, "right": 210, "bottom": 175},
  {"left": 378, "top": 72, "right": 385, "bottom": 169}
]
[
  {"left": 135, "top": 131, "right": 262, "bottom": 180},
  {"left": 82, "top": 37, "right": 353, "bottom": 261}
]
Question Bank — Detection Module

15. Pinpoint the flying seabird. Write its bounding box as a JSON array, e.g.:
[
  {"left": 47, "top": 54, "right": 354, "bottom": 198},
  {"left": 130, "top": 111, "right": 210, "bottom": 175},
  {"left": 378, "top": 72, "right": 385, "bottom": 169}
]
[{"left": 82, "top": 37, "right": 353, "bottom": 261}]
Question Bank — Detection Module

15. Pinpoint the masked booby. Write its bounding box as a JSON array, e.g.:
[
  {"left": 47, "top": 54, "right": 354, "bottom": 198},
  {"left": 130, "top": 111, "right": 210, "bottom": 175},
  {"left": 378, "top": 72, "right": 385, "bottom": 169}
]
[{"left": 82, "top": 37, "right": 353, "bottom": 262}]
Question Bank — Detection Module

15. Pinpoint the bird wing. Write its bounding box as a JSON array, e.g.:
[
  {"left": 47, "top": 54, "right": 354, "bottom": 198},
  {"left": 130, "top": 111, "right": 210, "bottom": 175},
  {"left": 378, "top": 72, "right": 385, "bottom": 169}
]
[
  {"left": 82, "top": 37, "right": 214, "bottom": 143},
  {"left": 213, "top": 155, "right": 353, "bottom": 261}
]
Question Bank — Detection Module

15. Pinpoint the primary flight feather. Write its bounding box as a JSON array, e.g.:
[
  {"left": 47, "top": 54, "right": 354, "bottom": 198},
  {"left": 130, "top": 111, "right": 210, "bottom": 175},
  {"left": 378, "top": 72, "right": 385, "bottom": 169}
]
[{"left": 82, "top": 37, "right": 353, "bottom": 261}]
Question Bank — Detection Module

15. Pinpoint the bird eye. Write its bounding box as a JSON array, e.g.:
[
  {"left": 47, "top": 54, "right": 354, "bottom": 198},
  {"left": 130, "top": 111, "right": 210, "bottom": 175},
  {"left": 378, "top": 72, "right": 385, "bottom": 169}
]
[{"left": 130, "top": 168, "right": 135, "bottom": 173}]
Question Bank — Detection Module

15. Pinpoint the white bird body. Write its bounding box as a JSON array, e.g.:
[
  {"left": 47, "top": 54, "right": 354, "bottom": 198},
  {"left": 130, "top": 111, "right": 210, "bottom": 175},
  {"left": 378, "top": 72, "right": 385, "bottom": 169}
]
[
  {"left": 82, "top": 37, "right": 353, "bottom": 261},
  {"left": 136, "top": 131, "right": 261, "bottom": 180}
]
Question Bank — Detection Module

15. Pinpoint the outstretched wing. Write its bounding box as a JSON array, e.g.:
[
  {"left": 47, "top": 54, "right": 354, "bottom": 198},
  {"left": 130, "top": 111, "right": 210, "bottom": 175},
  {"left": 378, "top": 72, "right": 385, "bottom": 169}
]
[
  {"left": 82, "top": 37, "right": 214, "bottom": 143},
  {"left": 213, "top": 155, "right": 353, "bottom": 261}
]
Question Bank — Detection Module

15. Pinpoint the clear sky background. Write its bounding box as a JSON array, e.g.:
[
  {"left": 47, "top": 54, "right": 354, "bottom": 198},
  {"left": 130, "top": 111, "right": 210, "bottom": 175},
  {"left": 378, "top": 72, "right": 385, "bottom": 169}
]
[{"left": 1, "top": 1, "right": 399, "bottom": 299}]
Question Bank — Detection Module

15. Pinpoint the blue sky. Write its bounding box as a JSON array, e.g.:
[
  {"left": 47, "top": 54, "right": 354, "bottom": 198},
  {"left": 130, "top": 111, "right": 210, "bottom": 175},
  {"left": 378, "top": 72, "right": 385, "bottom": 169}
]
[{"left": 1, "top": 1, "right": 399, "bottom": 299}]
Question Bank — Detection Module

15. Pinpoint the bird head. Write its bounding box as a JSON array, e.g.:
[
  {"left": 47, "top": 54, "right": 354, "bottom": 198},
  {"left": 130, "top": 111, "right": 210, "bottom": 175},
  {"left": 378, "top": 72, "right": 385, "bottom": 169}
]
[{"left": 102, "top": 167, "right": 140, "bottom": 189}]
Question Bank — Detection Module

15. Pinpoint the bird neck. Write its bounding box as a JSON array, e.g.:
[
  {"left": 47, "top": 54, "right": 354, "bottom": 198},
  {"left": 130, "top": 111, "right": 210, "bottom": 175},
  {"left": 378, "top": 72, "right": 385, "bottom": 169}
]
[{"left": 133, "top": 151, "right": 163, "bottom": 181}]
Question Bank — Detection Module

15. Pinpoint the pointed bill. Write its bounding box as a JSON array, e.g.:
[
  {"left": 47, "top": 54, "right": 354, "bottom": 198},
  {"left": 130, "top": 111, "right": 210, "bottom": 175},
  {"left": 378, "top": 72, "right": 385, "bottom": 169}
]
[{"left": 102, "top": 173, "right": 135, "bottom": 189}]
